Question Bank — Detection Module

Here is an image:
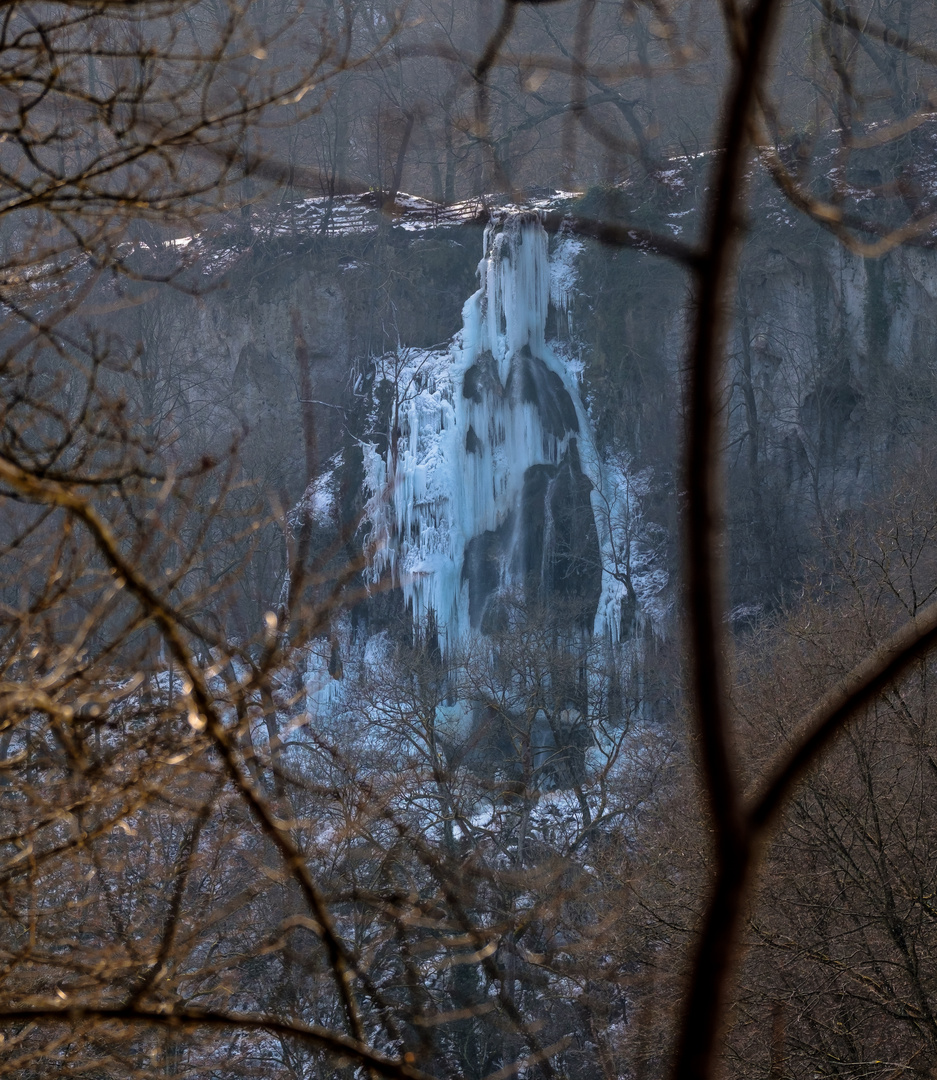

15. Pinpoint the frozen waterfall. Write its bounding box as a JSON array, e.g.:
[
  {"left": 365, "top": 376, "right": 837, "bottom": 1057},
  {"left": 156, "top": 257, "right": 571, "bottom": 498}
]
[{"left": 362, "top": 212, "right": 644, "bottom": 648}]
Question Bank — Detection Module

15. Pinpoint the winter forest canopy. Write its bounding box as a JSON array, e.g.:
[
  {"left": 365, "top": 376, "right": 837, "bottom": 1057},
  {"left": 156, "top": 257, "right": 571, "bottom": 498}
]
[{"left": 5, "top": 1, "right": 937, "bottom": 1079}]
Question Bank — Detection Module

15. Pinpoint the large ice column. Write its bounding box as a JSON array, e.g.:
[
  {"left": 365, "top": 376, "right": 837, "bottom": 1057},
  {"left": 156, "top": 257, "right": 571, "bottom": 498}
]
[
  {"left": 482, "top": 213, "right": 551, "bottom": 381},
  {"left": 363, "top": 211, "right": 636, "bottom": 646}
]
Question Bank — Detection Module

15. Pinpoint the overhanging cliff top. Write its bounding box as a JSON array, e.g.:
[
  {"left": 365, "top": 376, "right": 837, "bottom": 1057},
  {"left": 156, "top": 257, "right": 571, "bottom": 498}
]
[{"left": 163, "top": 115, "right": 937, "bottom": 280}]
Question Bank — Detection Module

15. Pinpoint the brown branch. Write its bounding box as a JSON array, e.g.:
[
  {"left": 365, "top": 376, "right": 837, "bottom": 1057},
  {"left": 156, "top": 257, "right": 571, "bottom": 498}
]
[
  {"left": 812, "top": 0, "right": 937, "bottom": 69},
  {"left": 0, "top": 453, "right": 373, "bottom": 1048},
  {"left": 475, "top": 1, "right": 519, "bottom": 84},
  {"left": 0, "top": 1005, "right": 435, "bottom": 1080},
  {"left": 755, "top": 133, "right": 937, "bottom": 257},
  {"left": 672, "top": 0, "right": 784, "bottom": 1077},
  {"left": 751, "top": 597, "right": 937, "bottom": 832},
  {"left": 540, "top": 210, "right": 701, "bottom": 265}
]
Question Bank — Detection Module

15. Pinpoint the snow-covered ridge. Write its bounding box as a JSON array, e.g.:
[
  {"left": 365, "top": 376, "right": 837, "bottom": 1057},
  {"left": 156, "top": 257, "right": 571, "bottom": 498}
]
[{"left": 168, "top": 189, "right": 580, "bottom": 255}]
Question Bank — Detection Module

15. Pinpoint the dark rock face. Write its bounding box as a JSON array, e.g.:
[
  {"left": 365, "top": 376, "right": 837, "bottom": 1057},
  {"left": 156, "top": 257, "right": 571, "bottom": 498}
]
[
  {"left": 514, "top": 347, "right": 580, "bottom": 438},
  {"left": 544, "top": 442, "right": 602, "bottom": 615},
  {"left": 463, "top": 521, "right": 512, "bottom": 631},
  {"left": 515, "top": 445, "right": 601, "bottom": 611},
  {"left": 461, "top": 445, "right": 601, "bottom": 635}
]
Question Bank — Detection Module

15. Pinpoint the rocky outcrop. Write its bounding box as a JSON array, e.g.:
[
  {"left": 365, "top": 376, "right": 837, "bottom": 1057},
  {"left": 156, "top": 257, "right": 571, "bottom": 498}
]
[{"left": 97, "top": 169, "right": 937, "bottom": 620}]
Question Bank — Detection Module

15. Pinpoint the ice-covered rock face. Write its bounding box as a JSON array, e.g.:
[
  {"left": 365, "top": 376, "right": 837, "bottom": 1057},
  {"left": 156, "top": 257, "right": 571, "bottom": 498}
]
[{"left": 363, "top": 213, "right": 629, "bottom": 648}]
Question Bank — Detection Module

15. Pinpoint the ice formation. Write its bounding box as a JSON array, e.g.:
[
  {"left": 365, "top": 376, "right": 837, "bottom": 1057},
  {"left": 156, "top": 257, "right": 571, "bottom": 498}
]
[{"left": 363, "top": 212, "right": 652, "bottom": 648}]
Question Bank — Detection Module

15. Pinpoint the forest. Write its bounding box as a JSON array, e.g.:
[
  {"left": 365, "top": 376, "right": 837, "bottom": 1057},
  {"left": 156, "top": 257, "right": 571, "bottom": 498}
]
[{"left": 2, "top": 0, "right": 937, "bottom": 1078}]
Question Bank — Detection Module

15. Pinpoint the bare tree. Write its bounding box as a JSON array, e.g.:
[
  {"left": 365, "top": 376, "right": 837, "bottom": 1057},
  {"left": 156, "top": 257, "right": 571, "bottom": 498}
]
[{"left": 4, "top": 2, "right": 937, "bottom": 1080}]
